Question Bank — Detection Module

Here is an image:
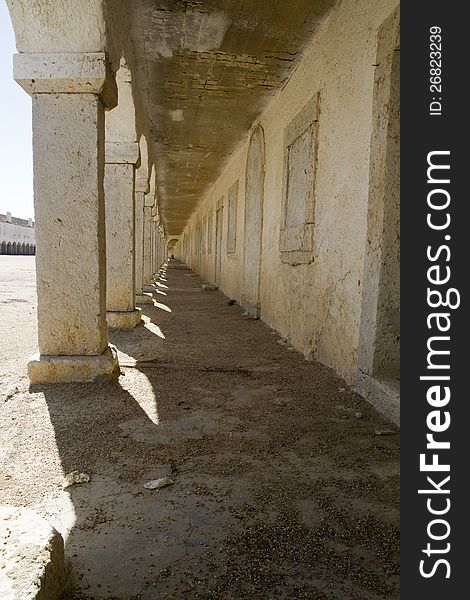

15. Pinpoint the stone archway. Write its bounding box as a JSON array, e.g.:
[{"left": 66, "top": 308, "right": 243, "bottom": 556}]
[
  {"left": 167, "top": 238, "right": 179, "bottom": 259},
  {"left": 242, "top": 125, "right": 265, "bottom": 316},
  {"left": 1, "top": 241, "right": 6, "bottom": 254}
]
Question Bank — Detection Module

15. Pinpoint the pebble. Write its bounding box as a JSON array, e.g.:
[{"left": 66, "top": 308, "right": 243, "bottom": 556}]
[
  {"left": 374, "top": 428, "right": 397, "bottom": 436},
  {"left": 63, "top": 471, "right": 90, "bottom": 488},
  {"left": 143, "top": 477, "right": 175, "bottom": 490}
]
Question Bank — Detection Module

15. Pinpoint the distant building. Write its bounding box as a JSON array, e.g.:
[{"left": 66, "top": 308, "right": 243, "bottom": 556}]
[{"left": 0, "top": 212, "right": 36, "bottom": 255}]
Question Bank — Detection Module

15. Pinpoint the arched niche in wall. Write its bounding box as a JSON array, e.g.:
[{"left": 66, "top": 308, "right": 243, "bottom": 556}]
[{"left": 242, "top": 125, "right": 265, "bottom": 316}]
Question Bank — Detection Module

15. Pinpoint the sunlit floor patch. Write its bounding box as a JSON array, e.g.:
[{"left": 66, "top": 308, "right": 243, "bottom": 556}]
[
  {"left": 33, "top": 490, "right": 76, "bottom": 543},
  {"left": 153, "top": 301, "right": 172, "bottom": 313},
  {"left": 118, "top": 370, "right": 159, "bottom": 424},
  {"left": 142, "top": 315, "right": 166, "bottom": 338}
]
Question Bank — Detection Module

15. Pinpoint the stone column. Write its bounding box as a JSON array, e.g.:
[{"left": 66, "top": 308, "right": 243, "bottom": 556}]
[
  {"left": 135, "top": 178, "right": 153, "bottom": 304},
  {"left": 151, "top": 207, "right": 159, "bottom": 277},
  {"left": 14, "top": 53, "right": 119, "bottom": 383},
  {"left": 105, "top": 142, "right": 141, "bottom": 329},
  {"left": 143, "top": 199, "right": 154, "bottom": 292},
  {"left": 156, "top": 230, "right": 160, "bottom": 270},
  {"left": 160, "top": 227, "right": 167, "bottom": 265},
  {"left": 159, "top": 236, "right": 165, "bottom": 268},
  {"left": 155, "top": 235, "right": 161, "bottom": 272},
  {"left": 150, "top": 222, "right": 155, "bottom": 278},
  {"left": 163, "top": 237, "right": 168, "bottom": 263},
  {"left": 154, "top": 224, "right": 159, "bottom": 274}
]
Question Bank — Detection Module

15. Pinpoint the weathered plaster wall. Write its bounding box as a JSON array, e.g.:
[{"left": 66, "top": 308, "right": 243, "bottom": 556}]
[
  {"left": 182, "top": 0, "right": 400, "bottom": 385},
  {"left": 184, "top": 146, "right": 247, "bottom": 304},
  {"left": 359, "top": 7, "right": 400, "bottom": 381},
  {"left": 126, "top": 0, "right": 337, "bottom": 235}
]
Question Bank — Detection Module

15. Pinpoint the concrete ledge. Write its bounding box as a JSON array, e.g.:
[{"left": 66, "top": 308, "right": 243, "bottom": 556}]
[
  {"left": 13, "top": 52, "right": 117, "bottom": 109},
  {"left": 105, "top": 141, "right": 140, "bottom": 165},
  {"left": 354, "top": 372, "right": 400, "bottom": 426},
  {"left": 135, "top": 177, "right": 150, "bottom": 194},
  {"left": 107, "top": 308, "right": 142, "bottom": 330},
  {"left": 28, "top": 345, "right": 120, "bottom": 384},
  {"left": 136, "top": 293, "right": 154, "bottom": 305},
  {"left": 0, "top": 506, "right": 68, "bottom": 600},
  {"left": 144, "top": 195, "right": 155, "bottom": 208}
]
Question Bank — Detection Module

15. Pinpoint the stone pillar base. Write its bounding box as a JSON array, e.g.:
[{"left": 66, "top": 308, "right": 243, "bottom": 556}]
[
  {"left": 143, "top": 284, "right": 155, "bottom": 293},
  {"left": 107, "top": 308, "right": 142, "bottom": 329},
  {"left": 136, "top": 293, "right": 153, "bottom": 304},
  {"left": 0, "top": 506, "right": 68, "bottom": 600},
  {"left": 28, "top": 345, "right": 119, "bottom": 384}
]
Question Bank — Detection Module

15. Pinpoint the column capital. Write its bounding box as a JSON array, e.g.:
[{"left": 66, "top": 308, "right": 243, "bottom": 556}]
[
  {"left": 105, "top": 142, "right": 140, "bottom": 165},
  {"left": 135, "top": 177, "right": 150, "bottom": 194},
  {"left": 13, "top": 52, "right": 117, "bottom": 109}
]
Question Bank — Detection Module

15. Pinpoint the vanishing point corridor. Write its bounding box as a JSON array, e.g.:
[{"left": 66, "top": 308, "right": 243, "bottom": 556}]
[{"left": 0, "top": 257, "right": 399, "bottom": 599}]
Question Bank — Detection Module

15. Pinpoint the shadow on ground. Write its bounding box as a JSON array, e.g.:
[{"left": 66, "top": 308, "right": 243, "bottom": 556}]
[{"left": 4, "top": 261, "right": 399, "bottom": 599}]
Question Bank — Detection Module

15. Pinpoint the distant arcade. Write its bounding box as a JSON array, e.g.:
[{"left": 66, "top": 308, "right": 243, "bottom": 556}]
[{"left": 0, "top": 211, "right": 36, "bottom": 255}]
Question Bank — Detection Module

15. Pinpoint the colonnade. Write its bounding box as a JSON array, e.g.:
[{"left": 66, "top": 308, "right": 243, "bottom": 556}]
[
  {"left": 0, "top": 242, "right": 36, "bottom": 255},
  {"left": 13, "top": 51, "right": 167, "bottom": 384}
]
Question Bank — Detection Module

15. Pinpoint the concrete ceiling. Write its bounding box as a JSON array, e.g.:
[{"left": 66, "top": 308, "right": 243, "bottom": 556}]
[{"left": 130, "top": 0, "right": 334, "bottom": 235}]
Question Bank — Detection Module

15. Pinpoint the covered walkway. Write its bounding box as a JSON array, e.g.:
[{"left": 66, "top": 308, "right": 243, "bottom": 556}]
[
  {"left": 1, "top": 259, "right": 399, "bottom": 599},
  {"left": 2, "top": 1, "right": 401, "bottom": 596}
]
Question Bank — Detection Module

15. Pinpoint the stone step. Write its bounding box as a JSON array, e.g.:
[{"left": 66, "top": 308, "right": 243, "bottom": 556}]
[{"left": 0, "top": 507, "right": 67, "bottom": 600}]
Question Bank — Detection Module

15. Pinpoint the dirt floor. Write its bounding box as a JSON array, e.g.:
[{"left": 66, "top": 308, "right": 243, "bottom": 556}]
[{"left": 0, "top": 256, "right": 399, "bottom": 599}]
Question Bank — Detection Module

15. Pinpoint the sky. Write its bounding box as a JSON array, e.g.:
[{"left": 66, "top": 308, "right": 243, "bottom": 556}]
[{"left": 0, "top": 0, "right": 34, "bottom": 220}]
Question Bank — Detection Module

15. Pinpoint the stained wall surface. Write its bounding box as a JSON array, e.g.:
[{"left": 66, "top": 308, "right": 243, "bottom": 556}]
[{"left": 180, "top": 0, "right": 400, "bottom": 393}]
